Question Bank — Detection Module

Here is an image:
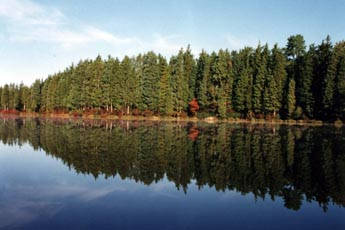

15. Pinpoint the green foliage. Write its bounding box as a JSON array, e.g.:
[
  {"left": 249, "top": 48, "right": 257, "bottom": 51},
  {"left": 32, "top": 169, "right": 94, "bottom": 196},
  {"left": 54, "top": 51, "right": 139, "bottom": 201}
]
[
  {"left": 1, "top": 84, "right": 9, "bottom": 110},
  {"left": 287, "top": 79, "right": 296, "bottom": 118},
  {"left": 286, "top": 34, "right": 306, "bottom": 60},
  {"left": 1, "top": 35, "right": 345, "bottom": 121}
]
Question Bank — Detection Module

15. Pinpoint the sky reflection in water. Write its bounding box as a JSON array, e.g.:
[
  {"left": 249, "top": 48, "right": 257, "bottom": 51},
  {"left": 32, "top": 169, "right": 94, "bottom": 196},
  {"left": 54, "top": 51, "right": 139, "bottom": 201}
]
[{"left": 0, "top": 119, "right": 345, "bottom": 229}]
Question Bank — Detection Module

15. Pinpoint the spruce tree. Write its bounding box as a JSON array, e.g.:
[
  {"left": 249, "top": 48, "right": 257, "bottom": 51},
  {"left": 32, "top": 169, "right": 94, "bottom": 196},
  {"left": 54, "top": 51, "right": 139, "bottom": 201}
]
[
  {"left": 270, "top": 44, "right": 287, "bottom": 116},
  {"left": 334, "top": 42, "right": 345, "bottom": 120},
  {"left": 141, "top": 52, "right": 159, "bottom": 112},
  {"left": 299, "top": 46, "right": 316, "bottom": 118},
  {"left": 158, "top": 59, "right": 173, "bottom": 115},
  {"left": 1, "top": 84, "right": 9, "bottom": 110},
  {"left": 120, "top": 56, "right": 139, "bottom": 114},
  {"left": 30, "top": 79, "right": 42, "bottom": 112},
  {"left": 287, "top": 79, "right": 296, "bottom": 118},
  {"left": 263, "top": 74, "right": 279, "bottom": 116},
  {"left": 195, "top": 50, "right": 211, "bottom": 113},
  {"left": 313, "top": 36, "right": 333, "bottom": 119}
]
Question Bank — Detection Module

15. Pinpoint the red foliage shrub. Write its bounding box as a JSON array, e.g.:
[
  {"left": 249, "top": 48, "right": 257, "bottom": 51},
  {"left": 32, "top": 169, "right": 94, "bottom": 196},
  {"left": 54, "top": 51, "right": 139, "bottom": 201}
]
[
  {"left": 143, "top": 110, "right": 154, "bottom": 117},
  {"left": 179, "top": 111, "right": 188, "bottom": 118},
  {"left": 188, "top": 126, "right": 199, "bottom": 141},
  {"left": 0, "top": 109, "right": 20, "bottom": 115},
  {"left": 188, "top": 98, "right": 199, "bottom": 116},
  {"left": 132, "top": 109, "right": 141, "bottom": 116},
  {"left": 71, "top": 111, "right": 82, "bottom": 117},
  {"left": 116, "top": 110, "right": 124, "bottom": 118}
]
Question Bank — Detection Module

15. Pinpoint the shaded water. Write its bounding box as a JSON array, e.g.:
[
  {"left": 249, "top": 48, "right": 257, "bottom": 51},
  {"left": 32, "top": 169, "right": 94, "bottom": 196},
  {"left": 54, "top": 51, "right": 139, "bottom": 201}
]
[{"left": 0, "top": 117, "right": 345, "bottom": 229}]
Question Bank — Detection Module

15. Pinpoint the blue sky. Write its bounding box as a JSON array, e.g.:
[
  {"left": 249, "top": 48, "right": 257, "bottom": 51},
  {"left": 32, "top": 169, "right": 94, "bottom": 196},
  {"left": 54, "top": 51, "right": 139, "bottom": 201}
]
[{"left": 0, "top": 0, "right": 344, "bottom": 85}]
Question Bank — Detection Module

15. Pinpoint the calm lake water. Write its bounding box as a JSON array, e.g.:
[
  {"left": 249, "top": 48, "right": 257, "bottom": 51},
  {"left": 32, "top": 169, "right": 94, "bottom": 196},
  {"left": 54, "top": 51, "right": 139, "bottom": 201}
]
[{"left": 0, "top": 117, "right": 345, "bottom": 230}]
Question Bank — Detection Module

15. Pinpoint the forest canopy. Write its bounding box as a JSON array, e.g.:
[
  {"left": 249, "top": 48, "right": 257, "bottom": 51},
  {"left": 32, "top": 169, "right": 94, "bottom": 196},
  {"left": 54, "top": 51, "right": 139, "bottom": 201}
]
[{"left": 1, "top": 34, "right": 345, "bottom": 121}]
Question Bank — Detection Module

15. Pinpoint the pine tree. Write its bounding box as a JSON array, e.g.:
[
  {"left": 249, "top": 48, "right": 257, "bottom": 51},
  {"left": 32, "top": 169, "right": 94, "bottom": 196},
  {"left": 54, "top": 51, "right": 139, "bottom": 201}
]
[
  {"left": 263, "top": 74, "right": 279, "bottom": 116},
  {"left": 313, "top": 36, "right": 333, "bottom": 119},
  {"left": 322, "top": 40, "right": 337, "bottom": 120},
  {"left": 183, "top": 45, "right": 196, "bottom": 102},
  {"left": 299, "top": 46, "right": 316, "bottom": 118},
  {"left": 158, "top": 58, "right": 173, "bottom": 115},
  {"left": 1, "top": 84, "right": 9, "bottom": 110},
  {"left": 195, "top": 50, "right": 211, "bottom": 113},
  {"left": 141, "top": 52, "right": 159, "bottom": 112},
  {"left": 68, "top": 61, "right": 85, "bottom": 110},
  {"left": 270, "top": 44, "right": 287, "bottom": 116},
  {"left": 286, "top": 34, "right": 306, "bottom": 60},
  {"left": 232, "top": 48, "right": 253, "bottom": 117},
  {"left": 120, "top": 56, "right": 139, "bottom": 114},
  {"left": 334, "top": 42, "right": 345, "bottom": 120},
  {"left": 30, "top": 79, "right": 42, "bottom": 112},
  {"left": 210, "top": 49, "right": 233, "bottom": 118},
  {"left": 252, "top": 44, "right": 269, "bottom": 115},
  {"left": 89, "top": 55, "right": 104, "bottom": 109},
  {"left": 287, "top": 79, "right": 296, "bottom": 118}
]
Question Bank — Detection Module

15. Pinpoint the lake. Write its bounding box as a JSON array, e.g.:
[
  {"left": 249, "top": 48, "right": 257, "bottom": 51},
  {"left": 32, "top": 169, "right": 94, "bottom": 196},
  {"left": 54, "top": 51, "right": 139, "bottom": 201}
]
[{"left": 0, "top": 117, "right": 345, "bottom": 230}]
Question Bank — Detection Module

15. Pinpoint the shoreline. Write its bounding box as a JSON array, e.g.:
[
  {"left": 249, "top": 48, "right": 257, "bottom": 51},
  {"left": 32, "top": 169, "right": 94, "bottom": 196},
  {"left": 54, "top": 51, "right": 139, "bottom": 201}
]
[{"left": 0, "top": 112, "right": 343, "bottom": 127}]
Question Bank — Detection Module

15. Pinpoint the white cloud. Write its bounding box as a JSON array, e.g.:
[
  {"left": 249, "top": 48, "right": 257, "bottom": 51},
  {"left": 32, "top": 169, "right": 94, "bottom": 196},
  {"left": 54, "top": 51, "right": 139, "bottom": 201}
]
[
  {"left": 225, "top": 34, "right": 258, "bottom": 50},
  {"left": 0, "top": 0, "right": 193, "bottom": 85},
  {"left": 0, "top": 0, "right": 63, "bottom": 25},
  {"left": 0, "top": 0, "right": 185, "bottom": 53}
]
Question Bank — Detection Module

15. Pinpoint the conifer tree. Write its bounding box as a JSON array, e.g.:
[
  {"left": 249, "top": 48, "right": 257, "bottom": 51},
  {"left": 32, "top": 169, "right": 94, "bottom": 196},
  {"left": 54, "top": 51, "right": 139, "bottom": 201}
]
[
  {"left": 183, "top": 45, "right": 196, "bottom": 102},
  {"left": 270, "top": 44, "right": 287, "bottom": 115},
  {"left": 1, "top": 84, "right": 9, "bottom": 110},
  {"left": 141, "top": 52, "right": 159, "bottom": 112},
  {"left": 287, "top": 79, "right": 296, "bottom": 118},
  {"left": 89, "top": 55, "right": 104, "bottom": 109},
  {"left": 195, "top": 51, "right": 211, "bottom": 112},
  {"left": 252, "top": 44, "right": 269, "bottom": 115},
  {"left": 158, "top": 59, "right": 173, "bottom": 115},
  {"left": 232, "top": 48, "right": 253, "bottom": 117},
  {"left": 313, "top": 36, "right": 333, "bottom": 119},
  {"left": 299, "top": 46, "right": 315, "bottom": 118},
  {"left": 30, "top": 79, "right": 42, "bottom": 112},
  {"left": 334, "top": 42, "right": 345, "bottom": 120},
  {"left": 120, "top": 56, "right": 139, "bottom": 114},
  {"left": 263, "top": 74, "right": 279, "bottom": 116}
]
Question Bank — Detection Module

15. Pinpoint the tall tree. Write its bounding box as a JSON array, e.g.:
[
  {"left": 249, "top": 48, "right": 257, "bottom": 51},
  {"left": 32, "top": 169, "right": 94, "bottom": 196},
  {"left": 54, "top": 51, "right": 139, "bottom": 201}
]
[
  {"left": 1, "top": 84, "right": 9, "bottom": 110},
  {"left": 270, "top": 44, "right": 287, "bottom": 114},
  {"left": 313, "top": 36, "right": 333, "bottom": 119},
  {"left": 141, "top": 52, "right": 159, "bottom": 112},
  {"left": 30, "top": 79, "right": 42, "bottom": 112},
  {"left": 158, "top": 57, "right": 173, "bottom": 115},
  {"left": 286, "top": 79, "right": 296, "bottom": 118}
]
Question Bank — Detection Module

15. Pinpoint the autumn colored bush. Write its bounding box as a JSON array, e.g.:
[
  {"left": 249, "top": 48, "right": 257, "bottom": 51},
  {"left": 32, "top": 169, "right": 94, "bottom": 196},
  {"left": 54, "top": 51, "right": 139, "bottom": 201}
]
[
  {"left": 188, "top": 98, "right": 199, "bottom": 116},
  {"left": 131, "top": 109, "right": 141, "bottom": 116},
  {"left": 143, "top": 110, "right": 154, "bottom": 117}
]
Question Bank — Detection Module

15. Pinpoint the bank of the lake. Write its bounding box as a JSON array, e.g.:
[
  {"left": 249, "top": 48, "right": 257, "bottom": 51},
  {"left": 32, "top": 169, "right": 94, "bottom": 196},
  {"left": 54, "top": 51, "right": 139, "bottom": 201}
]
[{"left": 1, "top": 111, "right": 343, "bottom": 127}]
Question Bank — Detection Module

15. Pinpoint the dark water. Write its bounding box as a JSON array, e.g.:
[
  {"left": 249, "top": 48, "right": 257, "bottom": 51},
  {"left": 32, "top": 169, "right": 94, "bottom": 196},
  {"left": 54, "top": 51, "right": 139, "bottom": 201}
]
[{"left": 0, "top": 118, "right": 345, "bottom": 230}]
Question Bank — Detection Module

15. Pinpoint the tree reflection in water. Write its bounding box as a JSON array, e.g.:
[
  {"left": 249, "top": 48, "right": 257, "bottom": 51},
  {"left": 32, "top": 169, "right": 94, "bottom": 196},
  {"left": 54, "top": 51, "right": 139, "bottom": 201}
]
[{"left": 0, "top": 117, "right": 344, "bottom": 212}]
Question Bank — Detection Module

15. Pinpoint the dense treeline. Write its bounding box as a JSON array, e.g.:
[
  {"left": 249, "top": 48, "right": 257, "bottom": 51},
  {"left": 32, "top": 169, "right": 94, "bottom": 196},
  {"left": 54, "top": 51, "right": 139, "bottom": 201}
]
[
  {"left": 0, "top": 118, "right": 344, "bottom": 211},
  {"left": 1, "top": 35, "right": 345, "bottom": 121}
]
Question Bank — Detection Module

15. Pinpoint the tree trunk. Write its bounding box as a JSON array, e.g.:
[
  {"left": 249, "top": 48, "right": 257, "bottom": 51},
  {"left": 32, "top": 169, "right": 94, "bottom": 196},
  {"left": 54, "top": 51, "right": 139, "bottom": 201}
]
[{"left": 127, "top": 105, "right": 130, "bottom": 115}]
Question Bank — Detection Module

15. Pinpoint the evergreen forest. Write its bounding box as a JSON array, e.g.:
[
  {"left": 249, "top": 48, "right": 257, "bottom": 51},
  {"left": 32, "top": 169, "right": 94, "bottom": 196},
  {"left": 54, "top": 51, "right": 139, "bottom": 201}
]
[{"left": 1, "top": 34, "right": 345, "bottom": 121}]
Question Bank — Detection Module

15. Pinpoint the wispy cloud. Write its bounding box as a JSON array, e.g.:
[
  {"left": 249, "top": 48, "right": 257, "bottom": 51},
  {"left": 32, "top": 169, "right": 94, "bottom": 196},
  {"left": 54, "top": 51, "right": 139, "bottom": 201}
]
[
  {"left": 0, "top": 0, "right": 185, "bottom": 55},
  {"left": 0, "top": 0, "right": 63, "bottom": 25},
  {"left": 0, "top": 0, "right": 137, "bottom": 48},
  {"left": 225, "top": 34, "right": 259, "bottom": 50}
]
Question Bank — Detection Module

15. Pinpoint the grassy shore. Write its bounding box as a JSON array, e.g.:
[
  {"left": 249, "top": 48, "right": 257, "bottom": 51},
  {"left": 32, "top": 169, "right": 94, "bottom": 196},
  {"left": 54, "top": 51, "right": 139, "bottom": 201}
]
[{"left": 0, "top": 111, "right": 340, "bottom": 126}]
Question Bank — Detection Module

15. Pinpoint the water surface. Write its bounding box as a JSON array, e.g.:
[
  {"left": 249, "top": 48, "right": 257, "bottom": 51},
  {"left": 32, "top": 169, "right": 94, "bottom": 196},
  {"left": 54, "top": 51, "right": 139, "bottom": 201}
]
[{"left": 0, "top": 118, "right": 345, "bottom": 230}]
